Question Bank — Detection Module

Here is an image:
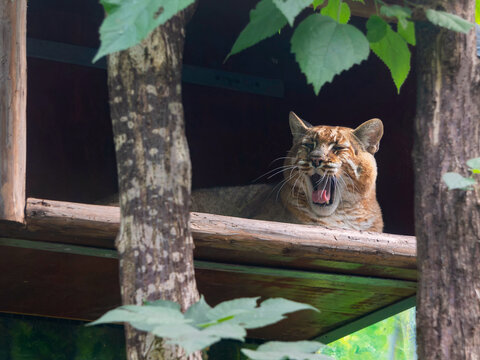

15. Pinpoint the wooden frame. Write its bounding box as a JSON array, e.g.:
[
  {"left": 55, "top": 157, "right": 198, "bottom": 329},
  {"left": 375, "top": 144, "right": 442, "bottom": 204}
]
[{"left": 0, "top": 0, "right": 27, "bottom": 224}]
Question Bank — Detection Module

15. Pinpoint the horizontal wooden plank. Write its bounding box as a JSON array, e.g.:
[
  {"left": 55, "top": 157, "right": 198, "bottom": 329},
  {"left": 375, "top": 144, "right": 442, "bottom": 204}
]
[
  {"left": 190, "top": 212, "right": 416, "bottom": 274},
  {"left": 25, "top": 198, "right": 417, "bottom": 280}
]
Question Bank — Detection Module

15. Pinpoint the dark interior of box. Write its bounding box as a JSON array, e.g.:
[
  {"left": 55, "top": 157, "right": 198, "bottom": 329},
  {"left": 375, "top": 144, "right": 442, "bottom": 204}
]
[{"left": 25, "top": 0, "right": 416, "bottom": 235}]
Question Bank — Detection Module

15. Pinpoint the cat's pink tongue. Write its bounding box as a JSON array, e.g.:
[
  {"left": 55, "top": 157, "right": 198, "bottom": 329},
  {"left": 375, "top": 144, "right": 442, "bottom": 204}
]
[{"left": 312, "top": 189, "right": 330, "bottom": 204}]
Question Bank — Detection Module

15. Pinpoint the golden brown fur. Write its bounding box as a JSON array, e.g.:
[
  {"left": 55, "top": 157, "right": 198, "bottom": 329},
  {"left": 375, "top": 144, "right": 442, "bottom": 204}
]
[{"left": 191, "top": 112, "right": 383, "bottom": 232}]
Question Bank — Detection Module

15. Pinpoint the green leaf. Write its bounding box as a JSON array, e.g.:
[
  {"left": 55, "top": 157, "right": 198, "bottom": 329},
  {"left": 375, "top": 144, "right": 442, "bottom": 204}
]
[
  {"left": 202, "top": 322, "right": 246, "bottom": 341},
  {"left": 207, "top": 297, "right": 260, "bottom": 321},
  {"left": 87, "top": 304, "right": 186, "bottom": 328},
  {"left": 312, "top": 0, "right": 325, "bottom": 11},
  {"left": 153, "top": 322, "right": 246, "bottom": 355},
  {"left": 152, "top": 323, "right": 200, "bottom": 338},
  {"left": 320, "top": 0, "right": 351, "bottom": 24},
  {"left": 259, "top": 298, "right": 319, "bottom": 315},
  {"left": 227, "top": 0, "right": 288, "bottom": 59},
  {"left": 242, "top": 341, "right": 331, "bottom": 360},
  {"left": 153, "top": 323, "right": 216, "bottom": 355},
  {"left": 397, "top": 20, "right": 416, "bottom": 46},
  {"left": 380, "top": 5, "right": 411, "bottom": 29},
  {"left": 185, "top": 295, "right": 212, "bottom": 325},
  {"left": 144, "top": 299, "right": 181, "bottom": 310},
  {"left": 272, "top": 0, "right": 312, "bottom": 26},
  {"left": 369, "top": 23, "right": 411, "bottom": 93},
  {"left": 426, "top": 9, "right": 475, "bottom": 34},
  {"left": 233, "top": 298, "right": 319, "bottom": 329},
  {"left": 100, "top": 0, "right": 122, "bottom": 14},
  {"left": 291, "top": 14, "right": 369, "bottom": 95},
  {"left": 466, "top": 157, "right": 480, "bottom": 170},
  {"left": 366, "top": 15, "right": 387, "bottom": 43},
  {"left": 442, "top": 172, "right": 476, "bottom": 190},
  {"left": 93, "top": 0, "right": 195, "bottom": 62}
]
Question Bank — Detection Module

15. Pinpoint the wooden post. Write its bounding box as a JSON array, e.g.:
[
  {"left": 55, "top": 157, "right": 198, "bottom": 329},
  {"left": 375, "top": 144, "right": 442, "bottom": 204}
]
[{"left": 0, "top": 0, "right": 27, "bottom": 224}]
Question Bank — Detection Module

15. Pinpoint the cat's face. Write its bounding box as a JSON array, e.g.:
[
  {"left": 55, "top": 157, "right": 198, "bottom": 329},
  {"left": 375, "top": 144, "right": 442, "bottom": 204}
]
[{"left": 284, "top": 112, "right": 383, "bottom": 217}]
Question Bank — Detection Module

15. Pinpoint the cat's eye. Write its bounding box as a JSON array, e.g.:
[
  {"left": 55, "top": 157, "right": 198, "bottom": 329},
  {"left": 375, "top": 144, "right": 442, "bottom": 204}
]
[
  {"left": 333, "top": 144, "right": 347, "bottom": 151},
  {"left": 303, "top": 142, "right": 315, "bottom": 150}
]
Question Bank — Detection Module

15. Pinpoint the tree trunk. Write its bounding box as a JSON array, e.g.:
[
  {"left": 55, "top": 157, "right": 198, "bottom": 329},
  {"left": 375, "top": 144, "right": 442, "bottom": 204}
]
[
  {"left": 414, "top": 1, "right": 480, "bottom": 359},
  {"left": 107, "top": 9, "right": 200, "bottom": 360}
]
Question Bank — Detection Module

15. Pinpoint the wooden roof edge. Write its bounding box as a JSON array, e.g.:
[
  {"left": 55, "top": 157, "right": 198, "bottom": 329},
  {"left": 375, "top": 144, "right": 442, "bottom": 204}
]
[{"left": 23, "top": 198, "right": 416, "bottom": 272}]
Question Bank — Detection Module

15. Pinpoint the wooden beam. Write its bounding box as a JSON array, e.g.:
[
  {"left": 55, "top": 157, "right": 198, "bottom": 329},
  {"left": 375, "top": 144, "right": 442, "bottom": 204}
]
[
  {"left": 26, "top": 38, "right": 284, "bottom": 98},
  {"left": 0, "top": 0, "right": 27, "bottom": 223},
  {"left": 25, "top": 198, "right": 416, "bottom": 280}
]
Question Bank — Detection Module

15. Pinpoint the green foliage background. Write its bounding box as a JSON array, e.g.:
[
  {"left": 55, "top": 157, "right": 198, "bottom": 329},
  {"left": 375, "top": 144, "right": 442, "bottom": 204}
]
[
  {"left": 322, "top": 308, "right": 416, "bottom": 360},
  {"left": 0, "top": 315, "right": 125, "bottom": 360}
]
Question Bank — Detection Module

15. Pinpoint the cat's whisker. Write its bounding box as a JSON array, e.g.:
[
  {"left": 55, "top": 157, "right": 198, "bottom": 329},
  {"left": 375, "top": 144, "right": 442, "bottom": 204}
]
[
  {"left": 291, "top": 173, "right": 303, "bottom": 204},
  {"left": 269, "top": 170, "right": 298, "bottom": 199},
  {"left": 269, "top": 156, "right": 296, "bottom": 166},
  {"left": 275, "top": 171, "right": 299, "bottom": 201},
  {"left": 267, "top": 166, "right": 298, "bottom": 180},
  {"left": 252, "top": 165, "right": 297, "bottom": 183}
]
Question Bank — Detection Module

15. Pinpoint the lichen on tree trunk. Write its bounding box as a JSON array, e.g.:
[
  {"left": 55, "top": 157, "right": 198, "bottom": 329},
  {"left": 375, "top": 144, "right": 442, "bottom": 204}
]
[
  {"left": 414, "top": 1, "right": 480, "bottom": 359},
  {"left": 107, "top": 9, "right": 200, "bottom": 360}
]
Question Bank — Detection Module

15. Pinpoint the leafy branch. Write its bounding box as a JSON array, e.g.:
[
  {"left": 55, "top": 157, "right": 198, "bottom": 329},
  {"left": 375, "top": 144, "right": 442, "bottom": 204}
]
[
  {"left": 93, "top": 0, "right": 476, "bottom": 95},
  {"left": 227, "top": 0, "right": 475, "bottom": 94},
  {"left": 88, "top": 296, "right": 331, "bottom": 359}
]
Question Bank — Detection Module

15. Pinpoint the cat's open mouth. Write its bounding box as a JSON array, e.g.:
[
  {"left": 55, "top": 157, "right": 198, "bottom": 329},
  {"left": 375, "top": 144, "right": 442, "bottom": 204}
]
[{"left": 310, "top": 174, "right": 335, "bottom": 206}]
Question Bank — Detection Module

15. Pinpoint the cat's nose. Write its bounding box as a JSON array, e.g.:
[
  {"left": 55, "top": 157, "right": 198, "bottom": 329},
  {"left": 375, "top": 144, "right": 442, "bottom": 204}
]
[{"left": 310, "top": 156, "right": 323, "bottom": 167}]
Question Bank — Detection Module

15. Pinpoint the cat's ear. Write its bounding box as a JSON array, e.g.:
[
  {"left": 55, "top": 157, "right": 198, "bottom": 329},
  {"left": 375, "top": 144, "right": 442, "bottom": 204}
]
[
  {"left": 353, "top": 118, "right": 384, "bottom": 154},
  {"left": 289, "top": 112, "right": 311, "bottom": 141}
]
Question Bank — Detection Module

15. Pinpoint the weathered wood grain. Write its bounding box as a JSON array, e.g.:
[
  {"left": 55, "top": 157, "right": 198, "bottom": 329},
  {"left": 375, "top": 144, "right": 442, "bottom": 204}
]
[
  {"left": 25, "top": 198, "right": 416, "bottom": 280},
  {"left": 0, "top": 0, "right": 27, "bottom": 223},
  {"left": 26, "top": 198, "right": 120, "bottom": 238}
]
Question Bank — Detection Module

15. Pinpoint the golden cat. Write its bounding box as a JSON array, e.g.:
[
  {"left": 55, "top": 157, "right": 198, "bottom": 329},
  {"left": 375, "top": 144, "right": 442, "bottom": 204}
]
[{"left": 191, "top": 112, "right": 384, "bottom": 232}]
